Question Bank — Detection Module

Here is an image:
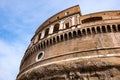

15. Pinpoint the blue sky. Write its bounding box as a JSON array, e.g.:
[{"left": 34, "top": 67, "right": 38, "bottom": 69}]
[{"left": 0, "top": 0, "right": 120, "bottom": 80}]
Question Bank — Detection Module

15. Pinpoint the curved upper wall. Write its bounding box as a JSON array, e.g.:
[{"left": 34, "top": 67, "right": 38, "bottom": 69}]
[
  {"left": 81, "top": 10, "right": 120, "bottom": 25},
  {"left": 32, "top": 9, "right": 120, "bottom": 41},
  {"left": 29, "top": 5, "right": 81, "bottom": 48},
  {"left": 36, "top": 5, "right": 81, "bottom": 34}
]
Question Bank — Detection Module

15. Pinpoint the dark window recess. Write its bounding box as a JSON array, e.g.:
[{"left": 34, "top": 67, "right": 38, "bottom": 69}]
[
  {"left": 78, "top": 30, "right": 82, "bottom": 36},
  {"left": 65, "top": 23, "right": 69, "bottom": 29},
  {"left": 112, "top": 25, "right": 117, "bottom": 32},
  {"left": 92, "top": 27, "right": 96, "bottom": 34},
  {"left": 57, "top": 36, "right": 59, "bottom": 42},
  {"left": 53, "top": 23, "right": 60, "bottom": 33},
  {"left": 53, "top": 37, "right": 56, "bottom": 43},
  {"left": 47, "top": 40, "right": 49, "bottom": 46},
  {"left": 57, "top": 16, "right": 59, "bottom": 19},
  {"left": 82, "top": 29, "right": 86, "bottom": 35},
  {"left": 107, "top": 25, "right": 111, "bottom": 32},
  {"left": 97, "top": 27, "right": 101, "bottom": 33},
  {"left": 102, "top": 26, "right": 106, "bottom": 33},
  {"left": 73, "top": 31, "right": 77, "bottom": 37},
  {"left": 64, "top": 34, "right": 67, "bottom": 40},
  {"left": 44, "top": 28, "right": 49, "bottom": 37},
  {"left": 118, "top": 24, "right": 120, "bottom": 31},
  {"left": 87, "top": 28, "right": 91, "bottom": 34},
  {"left": 82, "top": 17, "right": 102, "bottom": 24},
  {"left": 38, "top": 52, "right": 44, "bottom": 60},
  {"left": 69, "top": 32, "right": 72, "bottom": 38},
  {"left": 50, "top": 39, "right": 52, "bottom": 44},
  {"left": 65, "top": 12, "right": 69, "bottom": 15},
  {"left": 61, "top": 35, "right": 64, "bottom": 41}
]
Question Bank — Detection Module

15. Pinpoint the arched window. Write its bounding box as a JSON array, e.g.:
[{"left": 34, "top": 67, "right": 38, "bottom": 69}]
[
  {"left": 53, "top": 37, "right": 56, "bottom": 43},
  {"left": 64, "top": 33, "right": 68, "bottom": 40},
  {"left": 38, "top": 33, "right": 41, "bottom": 40},
  {"left": 69, "top": 32, "right": 72, "bottom": 39},
  {"left": 44, "top": 28, "right": 49, "bottom": 37},
  {"left": 41, "top": 43, "right": 43, "bottom": 49},
  {"left": 82, "top": 29, "right": 86, "bottom": 35},
  {"left": 102, "top": 26, "right": 106, "bottom": 33},
  {"left": 112, "top": 25, "right": 117, "bottom": 32},
  {"left": 97, "top": 27, "right": 101, "bottom": 33},
  {"left": 78, "top": 30, "right": 82, "bottom": 36},
  {"left": 53, "top": 23, "right": 60, "bottom": 33},
  {"left": 92, "top": 27, "right": 96, "bottom": 34},
  {"left": 65, "top": 23, "right": 69, "bottom": 29},
  {"left": 60, "top": 35, "right": 64, "bottom": 41},
  {"left": 107, "top": 25, "right": 111, "bottom": 32},
  {"left": 64, "top": 18, "right": 72, "bottom": 29},
  {"left": 44, "top": 41, "right": 46, "bottom": 47},
  {"left": 73, "top": 31, "right": 77, "bottom": 37},
  {"left": 47, "top": 40, "right": 49, "bottom": 46},
  {"left": 57, "top": 36, "right": 59, "bottom": 42},
  {"left": 118, "top": 24, "right": 120, "bottom": 31},
  {"left": 36, "top": 51, "right": 44, "bottom": 61},
  {"left": 87, "top": 28, "right": 91, "bottom": 35},
  {"left": 50, "top": 39, "right": 52, "bottom": 45}
]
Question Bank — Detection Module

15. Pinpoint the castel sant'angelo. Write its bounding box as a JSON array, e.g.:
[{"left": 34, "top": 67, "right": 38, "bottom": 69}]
[{"left": 17, "top": 5, "right": 120, "bottom": 80}]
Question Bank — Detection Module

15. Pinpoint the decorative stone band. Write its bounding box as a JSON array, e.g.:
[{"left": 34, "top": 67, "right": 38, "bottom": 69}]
[{"left": 17, "top": 53, "right": 120, "bottom": 80}]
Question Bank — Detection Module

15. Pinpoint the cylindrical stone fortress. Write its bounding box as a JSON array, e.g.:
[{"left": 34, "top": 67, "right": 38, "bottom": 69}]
[{"left": 17, "top": 5, "right": 120, "bottom": 80}]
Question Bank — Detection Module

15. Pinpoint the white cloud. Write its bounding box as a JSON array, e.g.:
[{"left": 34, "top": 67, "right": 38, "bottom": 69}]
[{"left": 0, "top": 40, "right": 26, "bottom": 80}]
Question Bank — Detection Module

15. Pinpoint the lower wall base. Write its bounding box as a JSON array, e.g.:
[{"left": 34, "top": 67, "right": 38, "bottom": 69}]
[
  {"left": 17, "top": 56, "right": 120, "bottom": 80},
  {"left": 40, "top": 67, "right": 120, "bottom": 80}
]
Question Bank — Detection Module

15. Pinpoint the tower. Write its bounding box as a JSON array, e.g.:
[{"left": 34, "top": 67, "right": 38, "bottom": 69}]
[{"left": 17, "top": 5, "right": 120, "bottom": 80}]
